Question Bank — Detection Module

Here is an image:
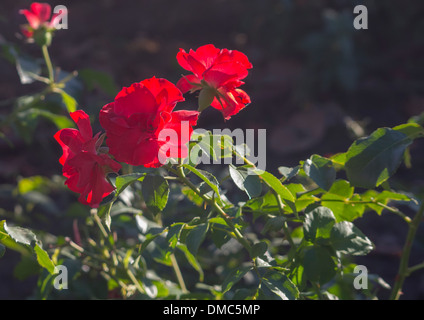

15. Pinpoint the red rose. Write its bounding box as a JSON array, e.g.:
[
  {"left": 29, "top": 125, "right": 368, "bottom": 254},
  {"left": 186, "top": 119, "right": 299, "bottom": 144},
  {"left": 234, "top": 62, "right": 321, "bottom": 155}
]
[
  {"left": 99, "top": 77, "right": 199, "bottom": 168},
  {"left": 176, "top": 44, "right": 252, "bottom": 120},
  {"left": 54, "top": 110, "right": 121, "bottom": 208},
  {"left": 19, "top": 2, "right": 61, "bottom": 38}
]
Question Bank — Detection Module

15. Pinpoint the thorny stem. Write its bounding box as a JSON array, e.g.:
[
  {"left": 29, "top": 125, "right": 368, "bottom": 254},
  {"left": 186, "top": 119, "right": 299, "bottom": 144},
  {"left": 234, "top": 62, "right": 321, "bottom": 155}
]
[{"left": 390, "top": 200, "right": 424, "bottom": 300}]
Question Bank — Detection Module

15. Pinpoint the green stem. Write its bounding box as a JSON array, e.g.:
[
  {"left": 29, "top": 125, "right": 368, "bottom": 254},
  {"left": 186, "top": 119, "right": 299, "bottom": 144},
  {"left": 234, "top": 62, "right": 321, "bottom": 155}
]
[
  {"left": 42, "top": 45, "right": 54, "bottom": 83},
  {"left": 126, "top": 267, "right": 145, "bottom": 295},
  {"left": 271, "top": 189, "right": 296, "bottom": 248},
  {"left": 170, "top": 253, "right": 188, "bottom": 294},
  {"left": 93, "top": 211, "right": 109, "bottom": 238},
  {"left": 155, "top": 212, "right": 188, "bottom": 294},
  {"left": 407, "top": 261, "right": 424, "bottom": 276},
  {"left": 375, "top": 202, "right": 412, "bottom": 224},
  {"left": 390, "top": 200, "right": 424, "bottom": 300}
]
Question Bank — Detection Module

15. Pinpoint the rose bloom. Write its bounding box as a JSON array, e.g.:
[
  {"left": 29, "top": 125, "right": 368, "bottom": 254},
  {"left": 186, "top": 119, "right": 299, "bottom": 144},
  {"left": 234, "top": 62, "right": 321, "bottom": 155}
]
[
  {"left": 99, "top": 77, "right": 199, "bottom": 168},
  {"left": 19, "top": 2, "right": 60, "bottom": 38},
  {"left": 55, "top": 110, "right": 121, "bottom": 208},
  {"left": 176, "top": 44, "right": 252, "bottom": 120}
]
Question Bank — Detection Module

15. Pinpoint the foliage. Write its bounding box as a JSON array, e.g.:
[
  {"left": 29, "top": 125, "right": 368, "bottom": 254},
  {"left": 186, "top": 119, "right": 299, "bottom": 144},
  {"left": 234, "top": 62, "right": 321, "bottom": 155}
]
[{"left": 0, "top": 2, "right": 424, "bottom": 301}]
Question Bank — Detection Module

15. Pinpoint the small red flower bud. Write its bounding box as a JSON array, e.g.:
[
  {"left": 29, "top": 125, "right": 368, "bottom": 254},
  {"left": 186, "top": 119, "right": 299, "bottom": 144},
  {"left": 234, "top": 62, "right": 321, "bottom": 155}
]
[{"left": 19, "top": 2, "right": 60, "bottom": 43}]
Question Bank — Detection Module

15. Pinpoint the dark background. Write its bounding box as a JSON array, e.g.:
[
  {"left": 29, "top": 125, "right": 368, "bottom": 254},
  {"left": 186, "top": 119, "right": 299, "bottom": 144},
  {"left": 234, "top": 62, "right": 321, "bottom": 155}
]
[{"left": 0, "top": 0, "right": 424, "bottom": 299}]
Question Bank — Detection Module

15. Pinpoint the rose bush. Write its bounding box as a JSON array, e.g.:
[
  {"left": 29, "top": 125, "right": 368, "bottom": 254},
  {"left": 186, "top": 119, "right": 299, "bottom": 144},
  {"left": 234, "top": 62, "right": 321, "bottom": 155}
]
[{"left": 0, "top": 2, "right": 423, "bottom": 301}]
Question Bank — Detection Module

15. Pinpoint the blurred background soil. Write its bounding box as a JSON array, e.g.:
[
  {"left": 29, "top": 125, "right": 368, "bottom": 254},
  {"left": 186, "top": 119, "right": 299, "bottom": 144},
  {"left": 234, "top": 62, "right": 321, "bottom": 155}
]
[{"left": 0, "top": 0, "right": 424, "bottom": 299}]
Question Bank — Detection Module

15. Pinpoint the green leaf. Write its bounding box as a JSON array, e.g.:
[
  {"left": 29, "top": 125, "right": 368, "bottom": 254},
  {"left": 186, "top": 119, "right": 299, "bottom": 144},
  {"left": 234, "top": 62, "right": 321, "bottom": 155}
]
[
  {"left": 321, "top": 180, "right": 365, "bottom": 222},
  {"left": 15, "top": 54, "right": 41, "bottom": 84},
  {"left": 361, "top": 190, "right": 416, "bottom": 215},
  {"left": 115, "top": 173, "right": 146, "bottom": 196},
  {"left": 214, "top": 134, "right": 234, "bottom": 159},
  {"left": 17, "top": 176, "right": 50, "bottom": 194},
  {"left": 262, "top": 216, "right": 286, "bottom": 234},
  {"left": 303, "top": 207, "right": 336, "bottom": 243},
  {"left": 229, "top": 164, "right": 262, "bottom": 199},
  {"left": 376, "top": 190, "right": 413, "bottom": 202},
  {"left": 139, "top": 229, "right": 165, "bottom": 253},
  {"left": 34, "top": 244, "right": 55, "bottom": 274},
  {"left": 330, "top": 153, "right": 347, "bottom": 167},
  {"left": 210, "top": 227, "right": 231, "bottom": 249},
  {"left": 287, "top": 185, "right": 316, "bottom": 213},
  {"left": 36, "top": 110, "right": 75, "bottom": 129},
  {"left": 141, "top": 175, "right": 169, "bottom": 215},
  {"left": 232, "top": 288, "right": 256, "bottom": 300},
  {"left": 362, "top": 190, "right": 414, "bottom": 216},
  {"left": 262, "top": 270, "right": 300, "bottom": 300},
  {"left": 324, "top": 179, "right": 354, "bottom": 198},
  {"left": 251, "top": 241, "right": 268, "bottom": 258},
  {"left": 330, "top": 221, "right": 374, "bottom": 256},
  {"left": 182, "top": 164, "right": 221, "bottom": 200},
  {"left": 393, "top": 123, "right": 424, "bottom": 140},
  {"left": 198, "top": 87, "right": 216, "bottom": 111},
  {"left": 59, "top": 90, "right": 77, "bottom": 113},
  {"left": 303, "top": 154, "right": 336, "bottom": 191},
  {"left": 186, "top": 223, "right": 209, "bottom": 256},
  {"left": 221, "top": 266, "right": 253, "bottom": 293},
  {"left": 278, "top": 166, "right": 300, "bottom": 181},
  {"left": 97, "top": 202, "right": 113, "bottom": 231},
  {"left": 0, "top": 244, "right": 5, "bottom": 258},
  {"left": 177, "top": 243, "right": 204, "bottom": 282},
  {"left": 0, "top": 221, "right": 55, "bottom": 274},
  {"left": 345, "top": 128, "right": 414, "bottom": 188},
  {"left": 253, "top": 169, "right": 295, "bottom": 205},
  {"left": 166, "top": 223, "right": 185, "bottom": 250},
  {"left": 190, "top": 131, "right": 234, "bottom": 163},
  {"left": 189, "top": 137, "right": 217, "bottom": 164},
  {"left": 244, "top": 191, "right": 276, "bottom": 211},
  {"left": 3, "top": 221, "right": 37, "bottom": 246},
  {"left": 302, "top": 245, "right": 337, "bottom": 285},
  {"left": 181, "top": 186, "right": 204, "bottom": 206}
]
